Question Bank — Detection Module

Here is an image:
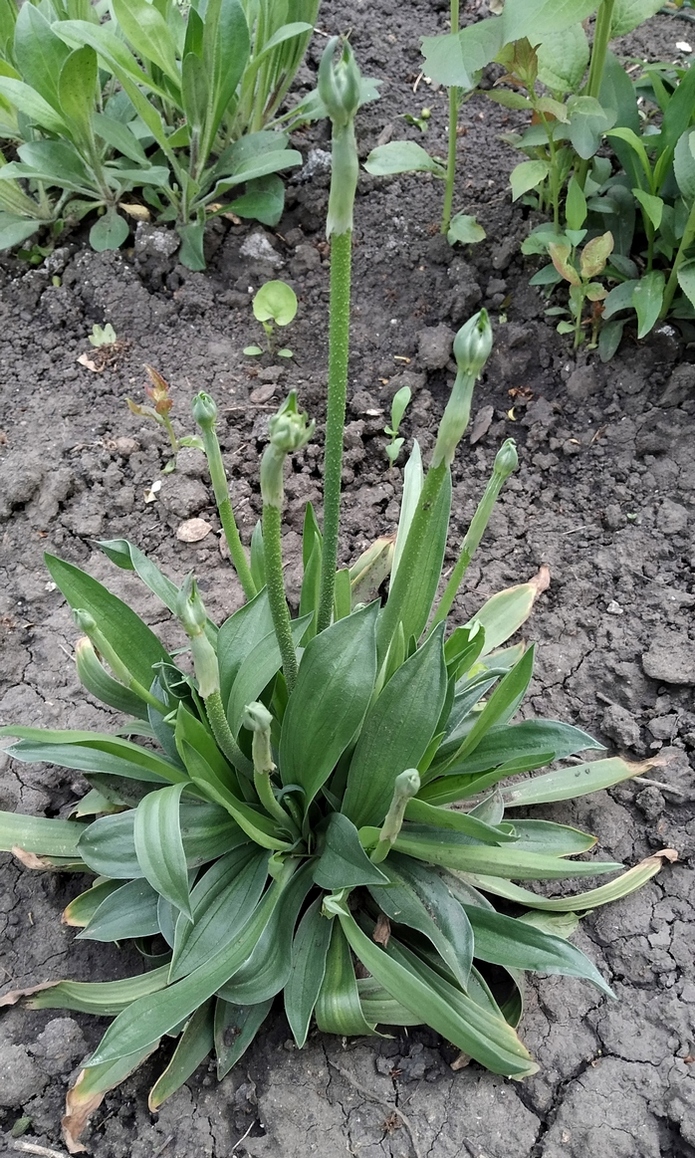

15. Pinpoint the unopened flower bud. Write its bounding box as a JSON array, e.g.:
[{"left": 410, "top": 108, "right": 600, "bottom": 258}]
[
  {"left": 372, "top": 768, "right": 421, "bottom": 863},
  {"left": 74, "top": 608, "right": 97, "bottom": 633},
  {"left": 242, "top": 701, "right": 273, "bottom": 733},
  {"left": 453, "top": 309, "right": 493, "bottom": 379},
  {"left": 494, "top": 439, "right": 518, "bottom": 479},
  {"left": 318, "top": 37, "right": 361, "bottom": 129},
  {"left": 268, "top": 391, "right": 314, "bottom": 454},
  {"left": 192, "top": 391, "right": 218, "bottom": 432},
  {"left": 177, "top": 573, "right": 208, "bottom": 638}
]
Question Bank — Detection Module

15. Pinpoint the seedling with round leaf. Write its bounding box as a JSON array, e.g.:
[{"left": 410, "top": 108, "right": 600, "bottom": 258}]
[
  {"left": 244, "top": 279, "right": 298, "bottom": 358},
  {"left": 0, "top": 38, "right": 674, "bottom": 1155}
]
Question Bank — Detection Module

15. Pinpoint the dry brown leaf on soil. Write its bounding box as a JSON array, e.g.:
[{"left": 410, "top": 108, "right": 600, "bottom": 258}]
[
  {"left": 470, "top": 404, "right": 494, "bottom": 445},
  {"left": 12, "top": 846, "right": 59, "bottom": 870},
  {"left": 0, "top": 981, "right": 59, "bottom": 1008},
  {"left": 176, "top": 518, "right": 213, "bottom": 543},
  {"left": 372, "top": 913, "right": 391, "bottom": 948},
  {"left": 527, "top": 563, "right": 551, "bottom": 598},
  {"left": 119, "top": 203, "right": 150, "bottom": 222}
]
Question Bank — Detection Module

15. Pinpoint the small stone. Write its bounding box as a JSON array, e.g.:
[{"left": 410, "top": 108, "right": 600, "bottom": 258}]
[
  {"left": 295, "top": 148, "right": 331, "bottom": 182},
  {"left": 250, "top": 383, "right": 278, "bottom": 404},
  {"left": 659, "top": 362, "right": 695, "bottom": 408},
  {"left": 603, "top": 503, "right": 626, "bottom": 530},
  {"left": 657, "top": 498, "right": 689, "bottom": 535},
  {"left": 0, "top": 1043, "right": 47, "bottom": 1106},
  {"left": 134, "top": 222, "right": 179, "bottom": 260},
  {"left": 176, "top": 517, "right": 213, "bottom": 543},
  {"left": 240, "top": 232, "right": 283, "bottom": 268},
  {"left": 606, "top": 600, "right": 624, "bottom": 615},
  {"left": 159, "top": 475, "right": 210, "bottom": 519},
  {"left": 635, "top": 785, "right": 666, "bottom": 821},
  {"left": 566, "top": 365, "right": 600, "bottom": 400},
  {"left": 648, "top": 715, "right": 679, "bottom": 741},
  {"left": 417, "top": 324, "right": 455, "bottom": 370},
  {"left": 109, "top": 435, "right": 140, "bottom": 457},
  {"left": 643, "top": 633, "right": 695, "bottom": 685},
  {"left": 30, "top": 1018, "right": 87, "bottom": 1077},
  {"left": 602, "top": 703, "right": 642, "bottom": 751}
]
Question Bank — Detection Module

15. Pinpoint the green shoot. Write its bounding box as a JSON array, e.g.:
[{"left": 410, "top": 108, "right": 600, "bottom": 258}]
[
  {"left": 244, "top": 280, "right": 298, "bottom": 359},
  {"left": 384, "top": 385, "right": 412, "bottom": 467}
]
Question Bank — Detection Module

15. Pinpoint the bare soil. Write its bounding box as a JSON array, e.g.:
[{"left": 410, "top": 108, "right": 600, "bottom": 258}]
[{"left": 0, "top": 2, "right": 694, "bottom": 1156}]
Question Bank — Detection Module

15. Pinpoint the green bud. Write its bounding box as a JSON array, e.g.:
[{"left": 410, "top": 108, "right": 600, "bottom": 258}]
[
  {"left": 453, "top": 309, "right": 493, "bottom": 379},
  {"left": 242, "top": 700, "right": 274, "bottom": 733},
  {"left": 74, "top": 608, "right": 97, "bottom": 633},
  {"left": 268, "top": 391, "right": 314, "bottom": 454},
  {"left": 372, "top": 768, "right": 421, "bottom": 863},
  {"left": 318, "top": 37, "right": 361, "bottom": 129},
  {"left": 494, "top": 438, "right": 518, "bottom": 479},
  {"left": 192, "top": 391, "right": 218, "bottom": 432},
  {"left": 190, "top": 632, "right": 220, "bottom": 698},
  {"left": 177, "top": 573, "right": 208, "bottom": 638}
]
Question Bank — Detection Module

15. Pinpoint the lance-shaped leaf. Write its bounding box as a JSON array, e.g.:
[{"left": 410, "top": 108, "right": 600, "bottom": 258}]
[
  {"left": 63, "top": 880, "right": 121, "bottom": 927},
  {"left": 463, "top": 905, "right": 613, "bottom": 996},
  {"left": 216, "top": 587, "right": 274, "bottom": 705},
  {"left": 64, "top": 1042, "right": 160, "bottom": 1155},
  {"left": 77, "top": 877, "right": 160, "bottom": 942},
  {"left": 392, "top": 825, "right": 622, "bottom": 880},
  {"left": 217, "top": 862, "right": 314, "bottom": 1004},
  {"left": 2, "top": 727, "right": 186, "bottom": 784},
  {"left": 505, "top": 819, "right": 596, "bottom": 856},
  {"left": 501, "top": 756, "right": 650, "bottom": 807},
  {"left": 148, "top": 1000, "right": 215, "bottom": 1111},
  {"left": 27, "top": 966, "right": 170, "bottom": 1016},
  {"left": 226, "top": 613, "right": 312, "bottom": 736},
  {"left": 403, "top": 798, "right": 516, "bottom": 844},
  {"left": 439, "top": 647, "right": 535, "bottom": 773},
  {"left": 214, "top": 998, "right": 273, "bottom": 1079},
  {"left": 439, "top": 719, "right": 602, "bottom": 780},
  {"left": 313, "top": 813, "right": 389, "bottom": 889},
  {"left": 88, "top": 871, "right": 294, "bottom": 1064},
  {"left": 0, "top": 812, "right": 85, "bottom": 858},
  {"left": 315, "top": 920, "right": 378, "bottom": 1036},
  {"left": 280, "top": 602, "right": 379, "bottom": 806},
  {"left": 134, "top": 783, "right": 192, "bottom": 920},
  {"left": 342, "top": 624, "right": 448, "bottom": 828},
  {"left": 329, "top": 901, "right": 537, "bottom": 1077},
  {"left": 368, "top": 855, "right": 474, "bottom": 991},
  {"left": 45, "top": 554, "right": 171, "bottom": 692},
  {"left": 112, "top": 0, "right": 180, "bottom": 85},
  {"left": 169, "top": 849, "right": 268, "bottom": 981},
  {"left": 98, "top": 538, "right": 217, "bottom": 639},
  {"left": 284, "top": 898, "right": 332, "bottom": 1048}
]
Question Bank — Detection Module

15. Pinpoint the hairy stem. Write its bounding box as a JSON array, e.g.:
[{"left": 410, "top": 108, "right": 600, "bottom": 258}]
[
  {"left": 576, "top": 0, "right": 615, "bottom": 189},
  {"left": 200, "top": 428, "right": 256, "bottom": 601},
  {"left": 441, "top": 0, "right": 461, "bottom": 233},
  {"left": 262, "top": 502, "right": 299, "bottom": 691},
  {"left": 204, "top": 691, "right": 254, "bottom": 777}
]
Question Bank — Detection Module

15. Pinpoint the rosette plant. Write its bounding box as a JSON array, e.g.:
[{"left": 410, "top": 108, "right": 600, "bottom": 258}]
[{"left": 0, "top": 37, "right": 673, "bottom": 1155}]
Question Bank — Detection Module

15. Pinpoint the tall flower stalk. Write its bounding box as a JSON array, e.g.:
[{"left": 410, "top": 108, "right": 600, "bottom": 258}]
[{"left": 316, "top": 37, "right": 362, "bottom": 634}]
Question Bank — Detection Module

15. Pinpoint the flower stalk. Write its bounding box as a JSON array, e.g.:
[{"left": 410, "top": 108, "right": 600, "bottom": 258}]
[
  {"left": 242, "top": 701, "right": 297, "bottom": 830},
  {"left": 261, "top": 393, "right": 314, "bottom": 691},
  {"left": 193, "top": 392, "right": 257, "bottom": 601},
  {"left": 371, "top": 769, "right": 421, "bottom": 863},
  {"left": 73, "top": 609, "right": 164, "bottom": 711},
  {"left": 316, "top": 37, "right": 362, "bottom": 634}
]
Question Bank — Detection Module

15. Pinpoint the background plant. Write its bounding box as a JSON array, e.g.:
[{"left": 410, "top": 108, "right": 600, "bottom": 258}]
[
  {"left": 243, "top": 278, "right": 298, "bottom": 358},
  {"left": 0, "top": 37, "right": 674, "bottom": 1155},
  {"left": 383, "top": 384, "right": 412, "bottom": 467},
  {"left": 0, "top": 0, "right": 319, "bottom": 266}
]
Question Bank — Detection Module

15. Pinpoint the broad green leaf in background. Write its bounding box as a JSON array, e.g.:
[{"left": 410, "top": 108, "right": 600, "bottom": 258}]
[
  {"left": 58, "top": 45, "right": 97, "bottom": 142},
  {"left": 674, "top": 129, "right": 695, "bottom": 203},
  {"left": 77, "top": 877, "right": 159, "bottom": 942},
  {"left": 112, "top": 0, "right": 180, "bottom": 85},
  {"left": 677, "top": 260, "right": 695, "bottom": 311},
  {"left": 632, "top": 270, "right": 665, "bottom": 338},
  {"left": 364, "top": 141, "right": 446, "bottom": 178},
  {"left": 342, "top": 624, "right": 448, "bottom": 828},
  {"left": 214, "top": 998, "right": 273, "bottom": 1078},
  {"left": 609, "top": 0, "right": 664, "bottom": 38},
  {"left": 13, "top": 2, "right": 69, "bottom": 112},
  {"left": 536, "top": 24, "right": 589, "bottom": 95},
  {"left": 90, "top": 209, "right": 130, "bottom": 252},
  {"left": 280, "top": 603, "right": 378, "bottom": 806},
  {"left": 134, "top": 784, "right": 192, "bottom": 920},
  {"left": 313, "top": 814, "right": 389, "bottom": 890},
  {"left": 148, "top": 1000, "right": 214, "bottom": 1111},
  {"left": 315, "top": 920, "right": 377, "bottom": 1036},
  {"left": 448, "top": 212, "right": 486, "bottom": 246},
  {"left": 510, "top": 159, "right": 550, "bottom": 201}
]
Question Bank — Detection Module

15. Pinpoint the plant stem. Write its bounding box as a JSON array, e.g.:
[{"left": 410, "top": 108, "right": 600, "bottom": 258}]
[
  {"left": 432, "top": 474, "right": 510, "bottom": 628},
  {"left": 576, "top": 0, "right": 615, "bottom": 189},
  {"left": 199, "top": 427, "right": 256, "bottom": 601},
  {"left": 317, "top": 229, "right": 352, "bottom": 633},
  {"left": 262, "top": 502, "right": 299, "bottom": 691},
  {"left": 204, "top": 691, "right": 254, "bottom": 777},
  {"left": 441, "top": 0, "right": 461, "bottom": 234},
  {"left": 660, "top": 196, "right": 695, "bottom": 317}
]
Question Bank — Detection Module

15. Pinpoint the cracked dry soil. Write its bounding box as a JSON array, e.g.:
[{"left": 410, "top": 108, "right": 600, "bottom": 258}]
[{"left": 1, "top": 1, "right": 694, "bottom": 1155}]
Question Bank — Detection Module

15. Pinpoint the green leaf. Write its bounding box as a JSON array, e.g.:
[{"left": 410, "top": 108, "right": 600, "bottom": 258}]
[
  {"left": 632, "top": 270, "right": 665, "bottom": 338},
  {"left": 331, "top": 902, "right": 537, "bottom": 1077},
  {"left": 392, "top": 440, "right": 423, "bottom": 581},
  {"left": 112, "top": 0, "right": 180, "bottom": 85},
  {"left": 29, "top": 966, "right": 170, "bottom": 1015},
  {"left": 510, "top": 159, "right": 550, "bottom": 201},
  {"left": 313, "top": 814, "right": 389, "bottom": 889},
  {"left": 93, "top": 113, "right": 148, "bottom": 164},
  {"left": 677, "top": 260, "right": 695, "bottom": 311},
  {"left": 217, "top": 862, "right": 314, "bottom": 1004},
  {"left": 536, "top": 24, "right": 589, "bottom": 95},
  {"left": 342, "top": 624, "right": 448, "bottom": 828},
  {"left": 447, "top": 212, "right": 486, "bottom": 246},
  {"left": 284, "top": 898, "right": 332, "bottom": 1048},
  {"left": 214, "top": 998, "right": 273, "bottom": 1078},
  {"left": 2, "top": 728, "right": 185, "bottom": 785},
  {"left": 501, "top": 755, "right": 649, "bottom": 807},
  {"left": 402, "top": 798, "right": 515, "bottom": 843},
  {"left": 279, "top": 603, "right": 378, "bottom": 807},
  {"left": 228, "top": 173, "right": 285, "bottom": 227},
  {"left": 606, "top": 126, "right": 653, "bottom": 188},
  {"left": 45, "top": 554, "right": 170, "bottom": 693},
  {"left": 174, "top": 704, "right": 243, "bottom": 800},
  {"left": 13, "top": 2, "right": 69, "bottom": 113},
  {"left": 466, "top": 849, "right": 675, "bottom": 912},
  {"left": 507, "top": 819, "right": 597, "bottom": 856},
  {"left": 565, "top": 175, "right": 587, "bottom": 232},
  {"left": 609, "top": 0, "right": 663, "bottom": 37},
  {"left": 253, "top": 279, "right": 297, "bottom": 326},
  {"left": 463, "top": 906, "right": 613, "bottom": 995},
  {"left": 673, "top": 129, "right": 695, "bottom": 203},
  {"left": 227, "top": 613, "right": 312, "bottom": 737},
  {"left": 369, "top": 855, "right": 474, "bottom": 990},
  {"left": 0, "top": 811, "right": 85, "bottom": 859},
  {"left": 58, "top": 45, "right": 97, "bottom": 141},
  {"left": 392, "top": 824, "right": 622, "bottom": 879},
  {"left": 134, "top": 783, "right": 192, "bottom": 920},
  {"left": 0, "top": 76, "right": 66, "bottom": 132},
  {"left": 181, "top": 50, "right": 208, "bottom": 131},
  {"left": 471, "top": 581, "right": 541, "bottom": 655},
  {"left": 169, "top": 848, "right": 268, "bottom": 981},
  {"left": 65, "top": 1042, "right": 160, "bottom": 1146},
  {"left": 632, "top": 188, "right": 664, "bottom": 231},
  {"left": 440, "top": 718, "right": 603, "bottom": 780},
  {"left": 0, "top": 213, "right": 41, "bottom": 251},
  {"left": 217, "top": 588, "right": 274, "bottom": 707},
  {"left": 315, "top": 920, "right": 377, "bottom": 1036},
  {"left": 63, "top": 880, "right": 121, "bottom": 927},
  {"left": 77, "top": 877, "right": 159, "bottom": 942},
  {"left": 364, "top": 141, "right": 446, "bottom": 178},
  {"left": 75, "top": 638, "right": 150, "bottom": 720},
  {"left": 440, "top": 646, "right": 535, "bottom": 772},
  {"left": 566, "top": 95, "right": 616, "bottom": 160},
  {"left": 148, "top": 1000, "right": 214, "bottom": 1110},
  {"left": 90, "top": 209, "right": 130, "bottom": 251},
  {"left": 88, "top": 872, "right": 291, "bottom": 1063},
  {"left": 203, "top": 0, "right": 250, "bottom": 143}
]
